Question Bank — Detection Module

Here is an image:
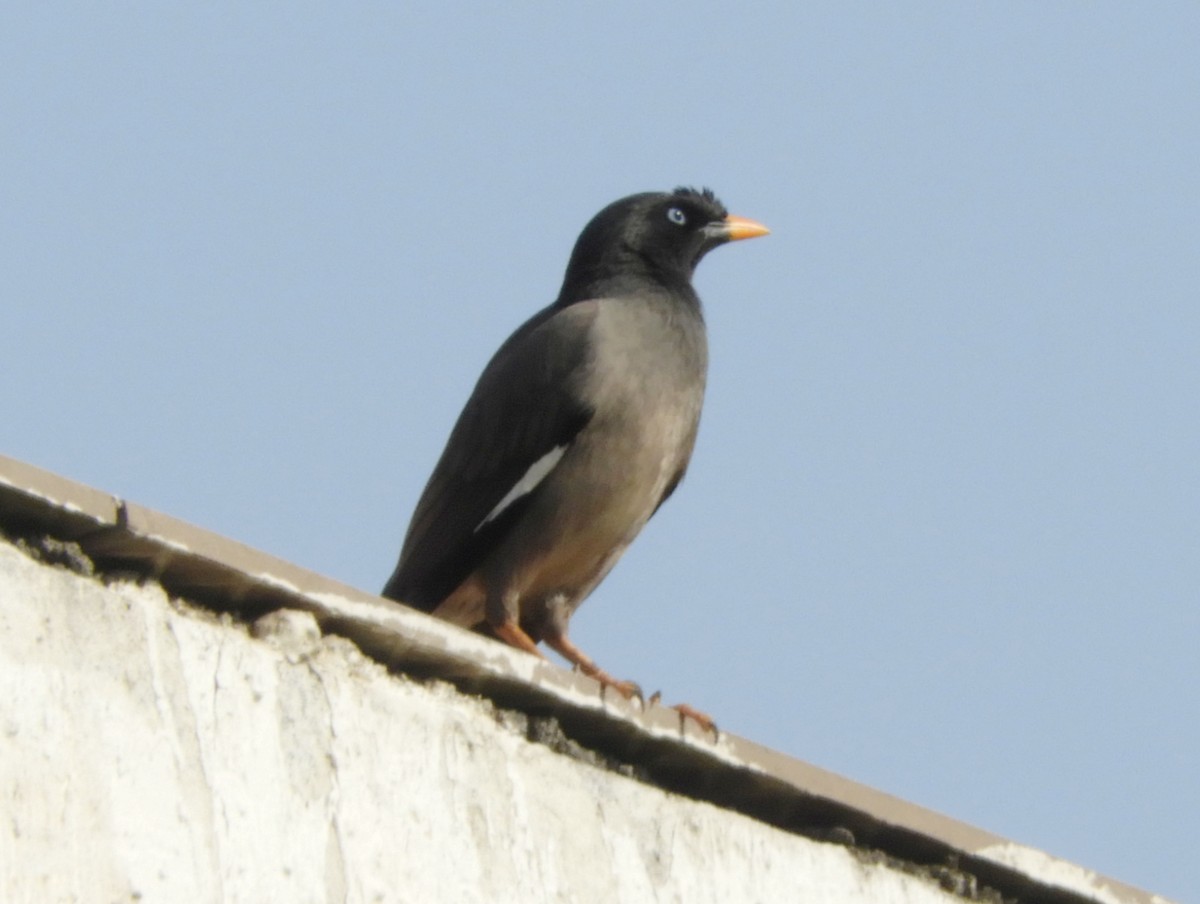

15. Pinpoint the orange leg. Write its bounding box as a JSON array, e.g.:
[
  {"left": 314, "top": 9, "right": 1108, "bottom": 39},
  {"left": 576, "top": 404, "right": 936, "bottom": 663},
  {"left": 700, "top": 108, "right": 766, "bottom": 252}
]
[
  {"left": 542, "top": 632, "right": 642, "bottom": 701},
  {"left": 490, "top": 619, "right": 708, "bottom": 731},
  {"left": 491, "top": 619, "right": 547, "bottom": 658}
]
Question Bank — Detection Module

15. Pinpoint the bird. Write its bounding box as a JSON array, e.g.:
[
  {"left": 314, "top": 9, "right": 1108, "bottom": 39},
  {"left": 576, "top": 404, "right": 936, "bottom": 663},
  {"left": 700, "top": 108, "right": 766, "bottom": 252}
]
[{"left": 383, "top": 187, "right": 768, "bottom": 724}]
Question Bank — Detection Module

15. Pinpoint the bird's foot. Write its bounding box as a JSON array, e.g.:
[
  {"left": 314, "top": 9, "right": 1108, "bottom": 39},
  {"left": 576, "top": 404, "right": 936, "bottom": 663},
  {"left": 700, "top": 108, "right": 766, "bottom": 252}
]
[
  {"left": 578, "top": 665, "right": 643, "bottom": 702},
  {"left": 648, "top": 692, "right": 718, "bottom": 738},
  {"left": 671, "top": 702, "right": 718, "bottom": 737},
  {"left": 541, "top": 632, "right": 642, "bottom": 701}
]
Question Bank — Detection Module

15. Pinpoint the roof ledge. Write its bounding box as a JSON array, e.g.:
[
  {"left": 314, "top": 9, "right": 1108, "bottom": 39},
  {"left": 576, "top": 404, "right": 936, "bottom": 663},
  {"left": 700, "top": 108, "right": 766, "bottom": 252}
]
[{"left": 0, "top": 454, "right": 1171, "bottom": 904}]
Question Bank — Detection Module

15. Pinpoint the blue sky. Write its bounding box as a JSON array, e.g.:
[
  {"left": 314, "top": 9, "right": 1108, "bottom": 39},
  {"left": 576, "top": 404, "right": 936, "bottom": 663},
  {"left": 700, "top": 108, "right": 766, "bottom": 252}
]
[{"left": 3, "top": 5, "right": 1196, "bottom": 899}]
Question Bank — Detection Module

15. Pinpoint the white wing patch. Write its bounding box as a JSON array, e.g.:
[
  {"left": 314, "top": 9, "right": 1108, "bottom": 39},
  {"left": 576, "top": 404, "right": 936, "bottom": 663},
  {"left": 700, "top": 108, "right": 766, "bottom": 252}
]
[{"left": 475, "top": 444, "right": 567, "bottom": 532}]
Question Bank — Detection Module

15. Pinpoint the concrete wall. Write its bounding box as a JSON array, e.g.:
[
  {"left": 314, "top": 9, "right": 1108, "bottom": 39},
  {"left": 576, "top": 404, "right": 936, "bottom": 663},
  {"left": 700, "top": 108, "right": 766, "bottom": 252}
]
[{"left": 1, "top": 537, "right": 971, "bottom": 904}]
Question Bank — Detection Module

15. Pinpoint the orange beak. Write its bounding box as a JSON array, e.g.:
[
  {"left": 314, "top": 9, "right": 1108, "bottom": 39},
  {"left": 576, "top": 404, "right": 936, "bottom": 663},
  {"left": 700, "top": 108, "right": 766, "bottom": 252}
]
[{"left": 723, "top": 214, "right": 771, "bottom": 241}]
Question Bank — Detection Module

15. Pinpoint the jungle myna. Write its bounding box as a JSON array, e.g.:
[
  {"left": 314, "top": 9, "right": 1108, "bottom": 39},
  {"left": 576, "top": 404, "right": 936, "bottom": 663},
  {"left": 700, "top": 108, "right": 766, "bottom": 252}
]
[{"left": 383, "top": 187, "right": 769, "bottom": 714}]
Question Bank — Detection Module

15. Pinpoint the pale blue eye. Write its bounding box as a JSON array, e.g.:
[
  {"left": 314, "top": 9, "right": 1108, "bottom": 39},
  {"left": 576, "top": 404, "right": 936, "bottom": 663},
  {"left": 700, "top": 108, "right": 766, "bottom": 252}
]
[{"left": 667, "top": 207, "right": 687, "bottom": 226}]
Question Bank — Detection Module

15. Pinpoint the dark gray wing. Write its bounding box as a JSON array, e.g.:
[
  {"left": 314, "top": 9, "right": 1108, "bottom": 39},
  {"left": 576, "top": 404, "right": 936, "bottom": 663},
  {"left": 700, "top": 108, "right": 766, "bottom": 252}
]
[{"left": 382, "top": 300, "right": 598, "bottom": 609}]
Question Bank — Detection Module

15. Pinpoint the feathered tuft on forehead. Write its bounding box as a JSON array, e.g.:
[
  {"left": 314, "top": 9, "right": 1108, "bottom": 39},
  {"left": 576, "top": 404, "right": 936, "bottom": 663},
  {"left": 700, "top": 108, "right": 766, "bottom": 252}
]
[{"left": 671, "top": 186, "right": 726, "bottom": 216}]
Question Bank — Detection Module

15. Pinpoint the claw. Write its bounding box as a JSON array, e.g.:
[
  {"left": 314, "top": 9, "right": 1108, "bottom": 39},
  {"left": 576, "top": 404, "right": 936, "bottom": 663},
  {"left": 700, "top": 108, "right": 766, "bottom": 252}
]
[
  {"left": 583, "top": 667, "right": 641, "bottom": 702},
  {"left": 542, "top": 631, "right": 642, "bottom": 702},
  {"left": 670, "top": 702, "right": 719, "bottom": 738}
]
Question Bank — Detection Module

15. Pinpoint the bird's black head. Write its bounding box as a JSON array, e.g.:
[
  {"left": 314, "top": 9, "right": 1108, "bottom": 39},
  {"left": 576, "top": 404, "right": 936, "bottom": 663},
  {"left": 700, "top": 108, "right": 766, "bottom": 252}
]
[{"left": 556, "top": 187, "right": 768, "bottom": 305}]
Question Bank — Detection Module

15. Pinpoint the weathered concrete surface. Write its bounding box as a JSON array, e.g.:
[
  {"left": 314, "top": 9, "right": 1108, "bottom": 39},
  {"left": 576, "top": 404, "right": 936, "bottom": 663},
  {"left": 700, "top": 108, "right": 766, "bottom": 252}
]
[{"left": 1, "top": 539, "right": 971, "bottom": 904}]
